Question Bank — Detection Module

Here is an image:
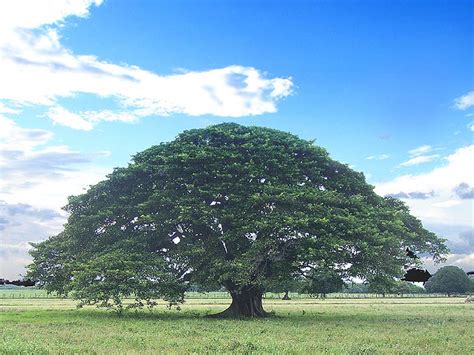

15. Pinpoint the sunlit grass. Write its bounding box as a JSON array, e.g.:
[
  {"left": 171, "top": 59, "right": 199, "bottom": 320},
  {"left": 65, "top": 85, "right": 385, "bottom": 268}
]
[{"left": 1, "top": 297, "right": 472, "bottom": 353}]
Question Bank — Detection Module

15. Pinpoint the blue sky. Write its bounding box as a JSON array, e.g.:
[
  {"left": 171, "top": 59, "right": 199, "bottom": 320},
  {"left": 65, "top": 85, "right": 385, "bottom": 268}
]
[
  {"left": 26, "top": 0, "right": 474, "bottom": 176},
  {"left": 0, "top": 0, "right": 472, "bottom": 278}
]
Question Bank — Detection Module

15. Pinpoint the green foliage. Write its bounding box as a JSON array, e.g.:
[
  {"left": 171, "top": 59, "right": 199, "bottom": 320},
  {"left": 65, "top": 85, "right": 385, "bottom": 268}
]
[
  {"left": 187, "top": 283, "right": 224, "bottom": 293},
  {"left": 302, "top": 270, "right": 343, "bottom": 298},
  {"left": 393, "top": 281, "right": 426, "bottom": 294},
  {"left": 367, "top": 275, "right": 397, "bottom": 295},
  {"left": 27, "top": 123, "right": 448, "bottom": 311},
  {"left": 343, "top": 282, "right": 369, "bottom": 293},
  {"left": 265, "top": 276, "right": 304, "bottom": 294},
  {"left": 425, "top": 266, "right": 472, "bottom": 295},
  {"left": 367, "top": 277, "right": 426, "bottom": 296}
]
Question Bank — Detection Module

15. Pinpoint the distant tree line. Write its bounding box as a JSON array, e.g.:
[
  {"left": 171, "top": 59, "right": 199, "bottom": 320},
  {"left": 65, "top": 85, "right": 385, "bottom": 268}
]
[
  {"left": 186, "top": 266, "right": 473, "bottom": 298},
  {"left": 0, "top": 279, "right": 36, "bottom": 287},
  {"left": 6, "top": 269, "right": 460, "bottom": 301},
  {"left": 3, "top": 266, "right": 472, "bottom": 299},
  {"left": 189, "top": 274, "right": 426, "bottom": 298}
]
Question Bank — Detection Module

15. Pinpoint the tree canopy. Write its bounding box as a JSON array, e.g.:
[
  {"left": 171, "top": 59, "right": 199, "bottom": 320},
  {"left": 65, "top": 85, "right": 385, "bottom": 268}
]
[
  {"left": 28, "top": 123, "right": 447, "bottom": 317},
  {"left": 424, "top": 266, "right": 472, "bottom": 295}
]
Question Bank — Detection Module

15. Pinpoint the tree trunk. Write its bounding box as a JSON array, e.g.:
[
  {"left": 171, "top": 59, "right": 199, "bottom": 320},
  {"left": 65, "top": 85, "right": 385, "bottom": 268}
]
[
  {"left": 282, "top": 290, "right": 291, "bottom": 300},
  {"left": 209, "top": 286, "right": 269, "bottom": 318}
]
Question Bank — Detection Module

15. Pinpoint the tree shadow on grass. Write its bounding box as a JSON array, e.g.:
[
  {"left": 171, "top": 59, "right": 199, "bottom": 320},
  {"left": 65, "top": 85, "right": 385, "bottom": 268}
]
[
  {"left": 45, "top": 307, "right": 431, "bottom": 325},
  {"left": 74, "top": 308, "right": 279, "bottom": 322}
]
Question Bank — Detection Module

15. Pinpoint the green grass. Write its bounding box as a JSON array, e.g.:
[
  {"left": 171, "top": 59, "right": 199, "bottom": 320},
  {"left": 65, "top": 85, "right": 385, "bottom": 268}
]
[{"left": 1, "top": 297, "right": 472, "bottom": 354}]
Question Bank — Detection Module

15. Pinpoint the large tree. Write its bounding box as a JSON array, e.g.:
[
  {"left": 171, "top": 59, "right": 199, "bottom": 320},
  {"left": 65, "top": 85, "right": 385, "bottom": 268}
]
[{"left": 28, "top": 123, "right": 447, "bottom": 317}]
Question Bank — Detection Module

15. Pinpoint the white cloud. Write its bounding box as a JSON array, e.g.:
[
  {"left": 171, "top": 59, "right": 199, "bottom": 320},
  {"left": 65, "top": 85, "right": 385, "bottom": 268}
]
[
  {"left": 0, "top": 102, "right": 20, "bottom": 114},
  {"left": 376, "top": 145, "right": 474, "bottom": 228},
  {"left": 0, "top": 251, "right": 32, "bottom": 280},
  {"left": 0, "top": 115, "right": 108, "bottom": 210},
  {"left": 422, "top": 253, "right": 474, "bottom": 273},
  {"left": 0, "top": 0, "right": 293, "bottom": 130},
  {"left": 399, "top": 154, "right": 439, "bottom": 167},
  {"left": 432, "top": 200, "right": 462, "bottom": 208},
  {"left": 0, "top": 115, "right": 109, "bottom": 278},
  {"left": 0, "top": 115, "right": 48, "bottom": 152},
  {"left": 366, "top": 154, "right": 389, "bottom": 160},
  {"left": 0, "top": 0, "right": 103, "bottom": 31},
  {"left": 47, "top": 106, "right": 94, "bottom": 131},
  {"left": 408, "top": 145, "right": 432, "bottom": 157},
  {"left": 0, "top": 201, "right": 66, "bottom": 279},
  {"left": 454, "top": 91, "right": 474, "bottom": 110},
  {"left": 47, "top": 106, "right": 140, "bottom": 130}
]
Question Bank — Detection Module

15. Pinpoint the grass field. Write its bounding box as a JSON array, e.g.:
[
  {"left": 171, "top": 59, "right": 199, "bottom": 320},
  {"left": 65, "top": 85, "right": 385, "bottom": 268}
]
[{"left": 1, "top": 296, "right": 472, "bottom": 354}]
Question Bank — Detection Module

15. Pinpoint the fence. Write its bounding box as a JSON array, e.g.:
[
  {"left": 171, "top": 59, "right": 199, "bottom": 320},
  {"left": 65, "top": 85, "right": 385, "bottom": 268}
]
[{"left": 0, "top": 289, "right": 470, "bottom": 300}]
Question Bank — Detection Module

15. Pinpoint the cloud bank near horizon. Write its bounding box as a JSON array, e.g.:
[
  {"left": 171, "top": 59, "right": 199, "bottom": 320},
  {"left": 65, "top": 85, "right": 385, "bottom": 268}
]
[
  {"left": 375, "top": 145, "right": 474, "bottom": 274},
  {"left": 0, "top": 114, "right": 109, "bottom": 278}
]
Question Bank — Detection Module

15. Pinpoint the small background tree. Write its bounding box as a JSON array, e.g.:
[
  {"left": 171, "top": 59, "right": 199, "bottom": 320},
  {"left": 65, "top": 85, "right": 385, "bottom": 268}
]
[
  {"left": 266, "top": 275, "right": 304, "bottom": 300},
  {"left": 343, "top": 282, "right": 369, "bottom": 293},
  {"left": 367, "top": 275, "right": 397, "bottom": 297},
  {"left": 393, "top": 281, "right": 426, "bottom": 295},
  {"left": 424, "top": 266, "right": 471, "bottom": 296},
  {"left": 301, "top": 270, "right": 344, "bottom": 299}
]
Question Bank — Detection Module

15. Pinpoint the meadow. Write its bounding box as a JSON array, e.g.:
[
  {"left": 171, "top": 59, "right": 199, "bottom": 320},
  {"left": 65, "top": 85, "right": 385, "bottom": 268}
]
[{"left": 1, "top": 292, "right": 472, "bottom": 354}]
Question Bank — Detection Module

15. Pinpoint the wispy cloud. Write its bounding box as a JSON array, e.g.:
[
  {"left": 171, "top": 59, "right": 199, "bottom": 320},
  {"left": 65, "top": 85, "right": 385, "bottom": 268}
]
[
  {"left": 47, "top": 106, "right": 94, "bottom": 131},
  {"left": 408, "top": 145, "right": 432, "bottom": 157},
  {"left": 387, "top": 191, "right": 435, "bottom": 200},
  {"left": 366, "top": 154, "right": 389, "bottom": 160},
  {"left": 397, "top": 145, "right": 439, "bottom": 167},
  {"left": 454, "top": 91, "right": 474, "bottom": 110},
  {"left": 399, "top": 154, "right": 439, "bottom": 167},
  {"left": 0, "top": 0, "right": 293, "bottom": 130}
]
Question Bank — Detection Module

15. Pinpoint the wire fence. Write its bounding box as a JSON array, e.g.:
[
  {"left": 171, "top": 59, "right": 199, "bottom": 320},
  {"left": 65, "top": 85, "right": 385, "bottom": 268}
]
[{"left": 0, "top": 289, "right": 470, "bottom": 300}]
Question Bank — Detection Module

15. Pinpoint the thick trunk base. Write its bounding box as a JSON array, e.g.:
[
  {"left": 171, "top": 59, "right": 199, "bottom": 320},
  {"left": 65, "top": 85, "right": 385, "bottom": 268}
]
[
  {"left": 208, "top": 288, "right": 270, "bottom": 318},
  {"left": 282, "top": 290, "right": 291, "bottom": 300}
]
